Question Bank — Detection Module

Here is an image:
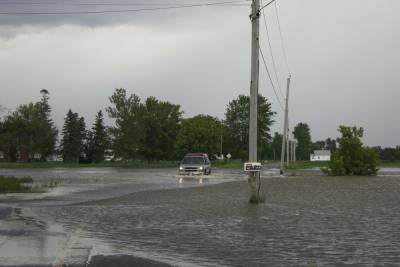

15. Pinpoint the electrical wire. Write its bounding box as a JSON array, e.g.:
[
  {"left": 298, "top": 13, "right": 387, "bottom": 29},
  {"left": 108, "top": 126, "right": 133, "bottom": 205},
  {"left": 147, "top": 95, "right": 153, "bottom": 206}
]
[
  {"left": 260, "top": 1, "right": 284, "bottom": 100},
  {"left": 273, "top": 1, "right": 291, "bottom": 75},
  {"left": 0, "top": 1, "right": 249, "bottom": 15},
  {"left": 259, "top": 46, "right": 284, "bottom": 111},
  {"left": 0, "top": 1, "right": 249, "bottom": 6},
  {"left": 259, "top": 0, "right": 275, "bottom": 11}
]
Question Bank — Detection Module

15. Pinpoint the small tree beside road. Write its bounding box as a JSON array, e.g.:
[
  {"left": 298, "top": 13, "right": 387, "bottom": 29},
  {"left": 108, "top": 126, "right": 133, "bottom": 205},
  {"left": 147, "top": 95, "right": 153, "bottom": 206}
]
[
  {"left": 324, "top": 125, "right": 379, "bottom": 176},
  {"left": 293, "top": 122, "right": 312, "bottom": 160}
]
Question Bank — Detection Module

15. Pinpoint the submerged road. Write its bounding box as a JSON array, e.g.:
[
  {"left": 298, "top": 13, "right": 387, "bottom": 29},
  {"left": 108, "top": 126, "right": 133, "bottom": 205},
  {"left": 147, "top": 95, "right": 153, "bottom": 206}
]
[{"left": 1, "top": 167, "right": 400, "bottom": 266}]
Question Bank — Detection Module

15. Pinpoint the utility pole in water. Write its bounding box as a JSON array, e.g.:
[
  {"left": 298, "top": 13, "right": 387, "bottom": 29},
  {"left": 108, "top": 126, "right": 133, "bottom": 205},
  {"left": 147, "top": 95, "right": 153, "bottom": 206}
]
[
  {"left": 247, "top": 0, "right": 261, "bottom": 202},
  {"left": 280, "top": 75, "right": 291, "bottom": 174}
]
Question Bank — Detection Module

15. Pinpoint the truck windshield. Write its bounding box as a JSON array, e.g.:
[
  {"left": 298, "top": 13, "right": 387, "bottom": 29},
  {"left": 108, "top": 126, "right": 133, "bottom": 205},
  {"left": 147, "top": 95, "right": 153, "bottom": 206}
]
[{"left": 182, "top": 156, "right": 205, "bottom": 165}]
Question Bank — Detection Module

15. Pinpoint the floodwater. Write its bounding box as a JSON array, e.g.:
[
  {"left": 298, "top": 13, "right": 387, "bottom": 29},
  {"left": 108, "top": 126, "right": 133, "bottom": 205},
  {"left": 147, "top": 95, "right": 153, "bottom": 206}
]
[{"left": 1, "top": 167, "right": 400, "bottom": 266}]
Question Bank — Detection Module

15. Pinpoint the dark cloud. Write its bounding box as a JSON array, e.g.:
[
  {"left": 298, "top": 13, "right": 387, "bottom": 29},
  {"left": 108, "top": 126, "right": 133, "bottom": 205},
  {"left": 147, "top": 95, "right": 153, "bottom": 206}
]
[
  {"left": 0, "top": 1, "right": 249, "bottom": 30},
  {"left": 1, "top": 0, "right": 400, "bottom": 146}
]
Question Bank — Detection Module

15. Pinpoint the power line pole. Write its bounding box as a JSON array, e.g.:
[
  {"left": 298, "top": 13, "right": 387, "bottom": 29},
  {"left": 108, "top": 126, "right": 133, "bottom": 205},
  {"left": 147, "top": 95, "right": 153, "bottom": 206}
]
[
  {"left": 280, "top": 75, "right": 291, "bottom": 174},
  {"left": 248, "top": 0, "right": 261, "bottom": 202}
]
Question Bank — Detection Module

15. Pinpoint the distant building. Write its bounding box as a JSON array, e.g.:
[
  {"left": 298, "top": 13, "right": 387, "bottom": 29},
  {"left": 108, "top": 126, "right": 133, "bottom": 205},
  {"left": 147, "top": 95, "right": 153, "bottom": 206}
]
[{"left": 310, "top": 150, "right": 331, "bottom": 161}]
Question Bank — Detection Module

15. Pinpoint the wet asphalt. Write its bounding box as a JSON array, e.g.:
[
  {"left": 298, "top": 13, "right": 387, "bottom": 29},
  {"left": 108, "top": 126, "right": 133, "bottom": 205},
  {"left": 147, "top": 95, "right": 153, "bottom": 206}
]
[{"left": 1, "top": 167, "right": 400, "bottom": 266}]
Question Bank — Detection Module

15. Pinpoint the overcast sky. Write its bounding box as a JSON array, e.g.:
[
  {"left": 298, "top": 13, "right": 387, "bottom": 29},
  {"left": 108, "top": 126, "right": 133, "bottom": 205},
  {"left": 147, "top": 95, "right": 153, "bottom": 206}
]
[{"left": 0, "top": 0, "right": 399, "bottom": 147}]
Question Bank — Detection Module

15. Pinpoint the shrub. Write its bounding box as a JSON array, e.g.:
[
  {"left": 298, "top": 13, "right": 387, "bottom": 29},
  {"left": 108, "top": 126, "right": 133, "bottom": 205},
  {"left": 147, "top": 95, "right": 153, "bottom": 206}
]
[
  {"left": 323, "top": 155, "right": 345, "bottom": 176},
  {"left": 324, "top": 126, "right": 379, "bottom": 176}
]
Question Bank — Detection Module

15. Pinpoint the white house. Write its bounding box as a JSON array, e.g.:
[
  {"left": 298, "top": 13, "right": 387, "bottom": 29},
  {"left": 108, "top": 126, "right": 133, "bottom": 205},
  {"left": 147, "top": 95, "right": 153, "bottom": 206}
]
[{"left": 310, "top": 150, "right": 331, "bottom": 161}]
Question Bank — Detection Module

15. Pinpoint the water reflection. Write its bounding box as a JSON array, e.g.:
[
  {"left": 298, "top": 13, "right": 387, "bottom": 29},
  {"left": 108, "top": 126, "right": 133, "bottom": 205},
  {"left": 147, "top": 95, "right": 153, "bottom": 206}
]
[{"left": 1, "top": 167, "right": 400, "bottom": 266}]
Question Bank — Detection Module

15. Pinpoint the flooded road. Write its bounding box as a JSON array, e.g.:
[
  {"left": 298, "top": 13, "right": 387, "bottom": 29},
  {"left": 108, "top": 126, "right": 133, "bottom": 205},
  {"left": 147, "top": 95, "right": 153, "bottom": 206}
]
[{"left": 1, "top": 167, "right": 400, "bottom": 266}]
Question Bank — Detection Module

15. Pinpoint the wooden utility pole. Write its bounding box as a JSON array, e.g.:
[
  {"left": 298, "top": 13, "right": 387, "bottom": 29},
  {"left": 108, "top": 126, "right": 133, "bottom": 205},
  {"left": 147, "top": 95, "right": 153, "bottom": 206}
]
[
  {"left": 280, "top": 75, "right": 291, "bottom": 174},
  {"left": 248, "top": 0, "right": 261, "bottom": 202}
]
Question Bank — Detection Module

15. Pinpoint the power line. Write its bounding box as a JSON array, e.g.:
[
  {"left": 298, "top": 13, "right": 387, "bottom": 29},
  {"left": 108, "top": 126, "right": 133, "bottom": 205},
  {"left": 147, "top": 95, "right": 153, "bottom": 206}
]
[
  {"left": 274, "top": 1, "right": 291, "bottom": 75},
  {"left": 0, "top": 1, "right": 249, "bottom": 15},
  {"left": 260, "top": 1, "right": 284, "bottom": 100},
  {"left": 259, "top": 0, "right": 275, "bottom": 11},
  {"left": 259, "top": 46, "right": 284, "bottom": 111},
  {"left": 0, "top": 1, "right": 248, "bottom": 6}
]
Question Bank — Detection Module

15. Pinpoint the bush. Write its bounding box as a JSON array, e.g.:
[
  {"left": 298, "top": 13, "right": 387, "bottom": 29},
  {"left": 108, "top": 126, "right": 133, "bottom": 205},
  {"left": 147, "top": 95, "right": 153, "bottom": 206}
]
[
  {"left": 323, "top": 155, "right": 345, "bottom": 176},
  {"left": 324, "top": 126, "right": 379, "bottom": 176}
]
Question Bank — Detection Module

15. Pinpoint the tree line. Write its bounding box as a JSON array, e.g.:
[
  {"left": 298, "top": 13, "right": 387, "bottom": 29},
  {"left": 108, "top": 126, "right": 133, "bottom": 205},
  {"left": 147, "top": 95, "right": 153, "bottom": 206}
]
[
  {"left": 0, "top": 88, "right": 276, "bottom": 163},
  {"left": 269, "top": 122, "right": 337, "bottom": 161},
  {"left": 1, "top": 88, "right": 398, "bottom": 163}
]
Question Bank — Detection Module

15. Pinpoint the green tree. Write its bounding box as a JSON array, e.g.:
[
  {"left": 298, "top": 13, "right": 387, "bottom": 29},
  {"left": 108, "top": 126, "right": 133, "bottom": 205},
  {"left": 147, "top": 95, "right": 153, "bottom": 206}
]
[
  {"left": 61, "top": 110, "right": 86, "bottom": 163},
  {"left": 34, "top": 90, "right": 58, "bottom": 159},
  {"left": 293, "top": 122, "right": 312, "bottom": 160},
  {"left": 325, "top": 126, "right": 379, "bottom": 176},
  {"left": 90, "top": 110, "right": 107, "bottom": 163},
  {"left": 224, "top": 94, "right": 275, "bottom": 161},
  {"left": 0, "top": 115, "right": 18, "bottom": 162},
  {"left": 312, "top": 140, "right": 326, "bottom": 151},
  {"left": 106, "top": 88, "right": 145, "bottom": 159},
  {"left": 142, "top": 97, "right": 182, "bottom": 161},
  {"left": 107, "top": 89, "right": 183, "bottom": 161},
  {"left": 175, "top": 115, "right": 222, "bottom": 157},
  {"left": 325, "top": 138, "right": 337, "bottom": 153},
  {"left": 0, "top": 91, "right": 58, "bottom": 161},
  {"left": 271, "top": 132, "right": 283, "bottom": 160}
]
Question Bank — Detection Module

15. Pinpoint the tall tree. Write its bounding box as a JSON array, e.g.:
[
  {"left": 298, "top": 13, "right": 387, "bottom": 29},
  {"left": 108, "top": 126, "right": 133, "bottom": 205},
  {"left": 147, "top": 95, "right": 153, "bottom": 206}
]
[
  {"left": 271, "top": 132, "right": 283, "bottom": 160},
  {"left": 0, "top": 91, "right": 58, "bottom": 161},
  {"left": 90, "top": 110, "right": 107, "bottom": 163},
  {"left": 175, "top": 115, "right": 222, "bottom": 157},
  {"left": 106, "top": 88, "right": 145, "bottom": 159},
  {"left": 61, "top": 110, "right": 86, "bottom": 163},
  {"left": 107, "top": 89, "right": 183, "bottom": 161},
  {"left": 224, "top": 94, "right": 275, "bottom": 160},
  {"left": 312, "top": 140, "right": 326, "bottom": 151},
  {"left": 34, "top": 90, "right": 58, "bottom": 159},
  {"left": 142, "top": 97, "right": 182, "bottom": 161},
  {"left": 325, "top": 138, "right": 337, "bottom": 153},
  {"left": 293, "top": 122, "right": 312, "bottom": 160}
]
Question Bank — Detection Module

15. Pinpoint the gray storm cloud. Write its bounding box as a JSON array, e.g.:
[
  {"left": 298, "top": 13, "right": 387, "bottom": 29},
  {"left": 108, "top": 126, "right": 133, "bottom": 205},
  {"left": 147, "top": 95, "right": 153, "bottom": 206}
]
[{"left": 0, "top": 0, "right": 400, "bottom": 147}]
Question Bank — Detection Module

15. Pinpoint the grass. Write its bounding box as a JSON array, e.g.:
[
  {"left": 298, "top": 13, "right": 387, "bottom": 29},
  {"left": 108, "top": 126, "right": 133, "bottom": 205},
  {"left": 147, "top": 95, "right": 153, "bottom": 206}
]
[
  {"left": 287, "top": 161, "right": 329, "bottom": 170},
  {"left": 0, "top": 175, "right": 33, "bottom": 193},
  {"left": 287, "top": 160, "right": 400, "bottom": 170},
  {"left": 0, "top": 160, "right": 179, "bottom": 169},
  {"left": 378, "top": 161, "right": 400, "bottom": 168},
  {"left": 213, "top": 160, "right": 243, "bottom": 169}
]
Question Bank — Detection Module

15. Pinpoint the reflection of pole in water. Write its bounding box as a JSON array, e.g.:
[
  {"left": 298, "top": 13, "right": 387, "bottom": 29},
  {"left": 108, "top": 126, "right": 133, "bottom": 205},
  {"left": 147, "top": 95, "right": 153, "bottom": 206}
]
[{"left": 199, "top": 178, "right": 203, "bottom": 184}]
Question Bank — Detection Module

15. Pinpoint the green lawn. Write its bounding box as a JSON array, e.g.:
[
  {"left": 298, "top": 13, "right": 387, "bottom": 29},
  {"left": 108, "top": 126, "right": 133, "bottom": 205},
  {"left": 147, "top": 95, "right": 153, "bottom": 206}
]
[
  {"left": 378, "top": 161, "right": 400, "bottom": 168},
  {"left": 287, "top": 160, "right": 400, "bottom": 170},
  {"left": 0, "top": 175, "right": 33, "bottom": 193},
  {"left": 287, "top": 161, "right": 329, "bottom": 169},
  {"left": 213, "top": 160, "right": 243, "bottom": 169}
]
